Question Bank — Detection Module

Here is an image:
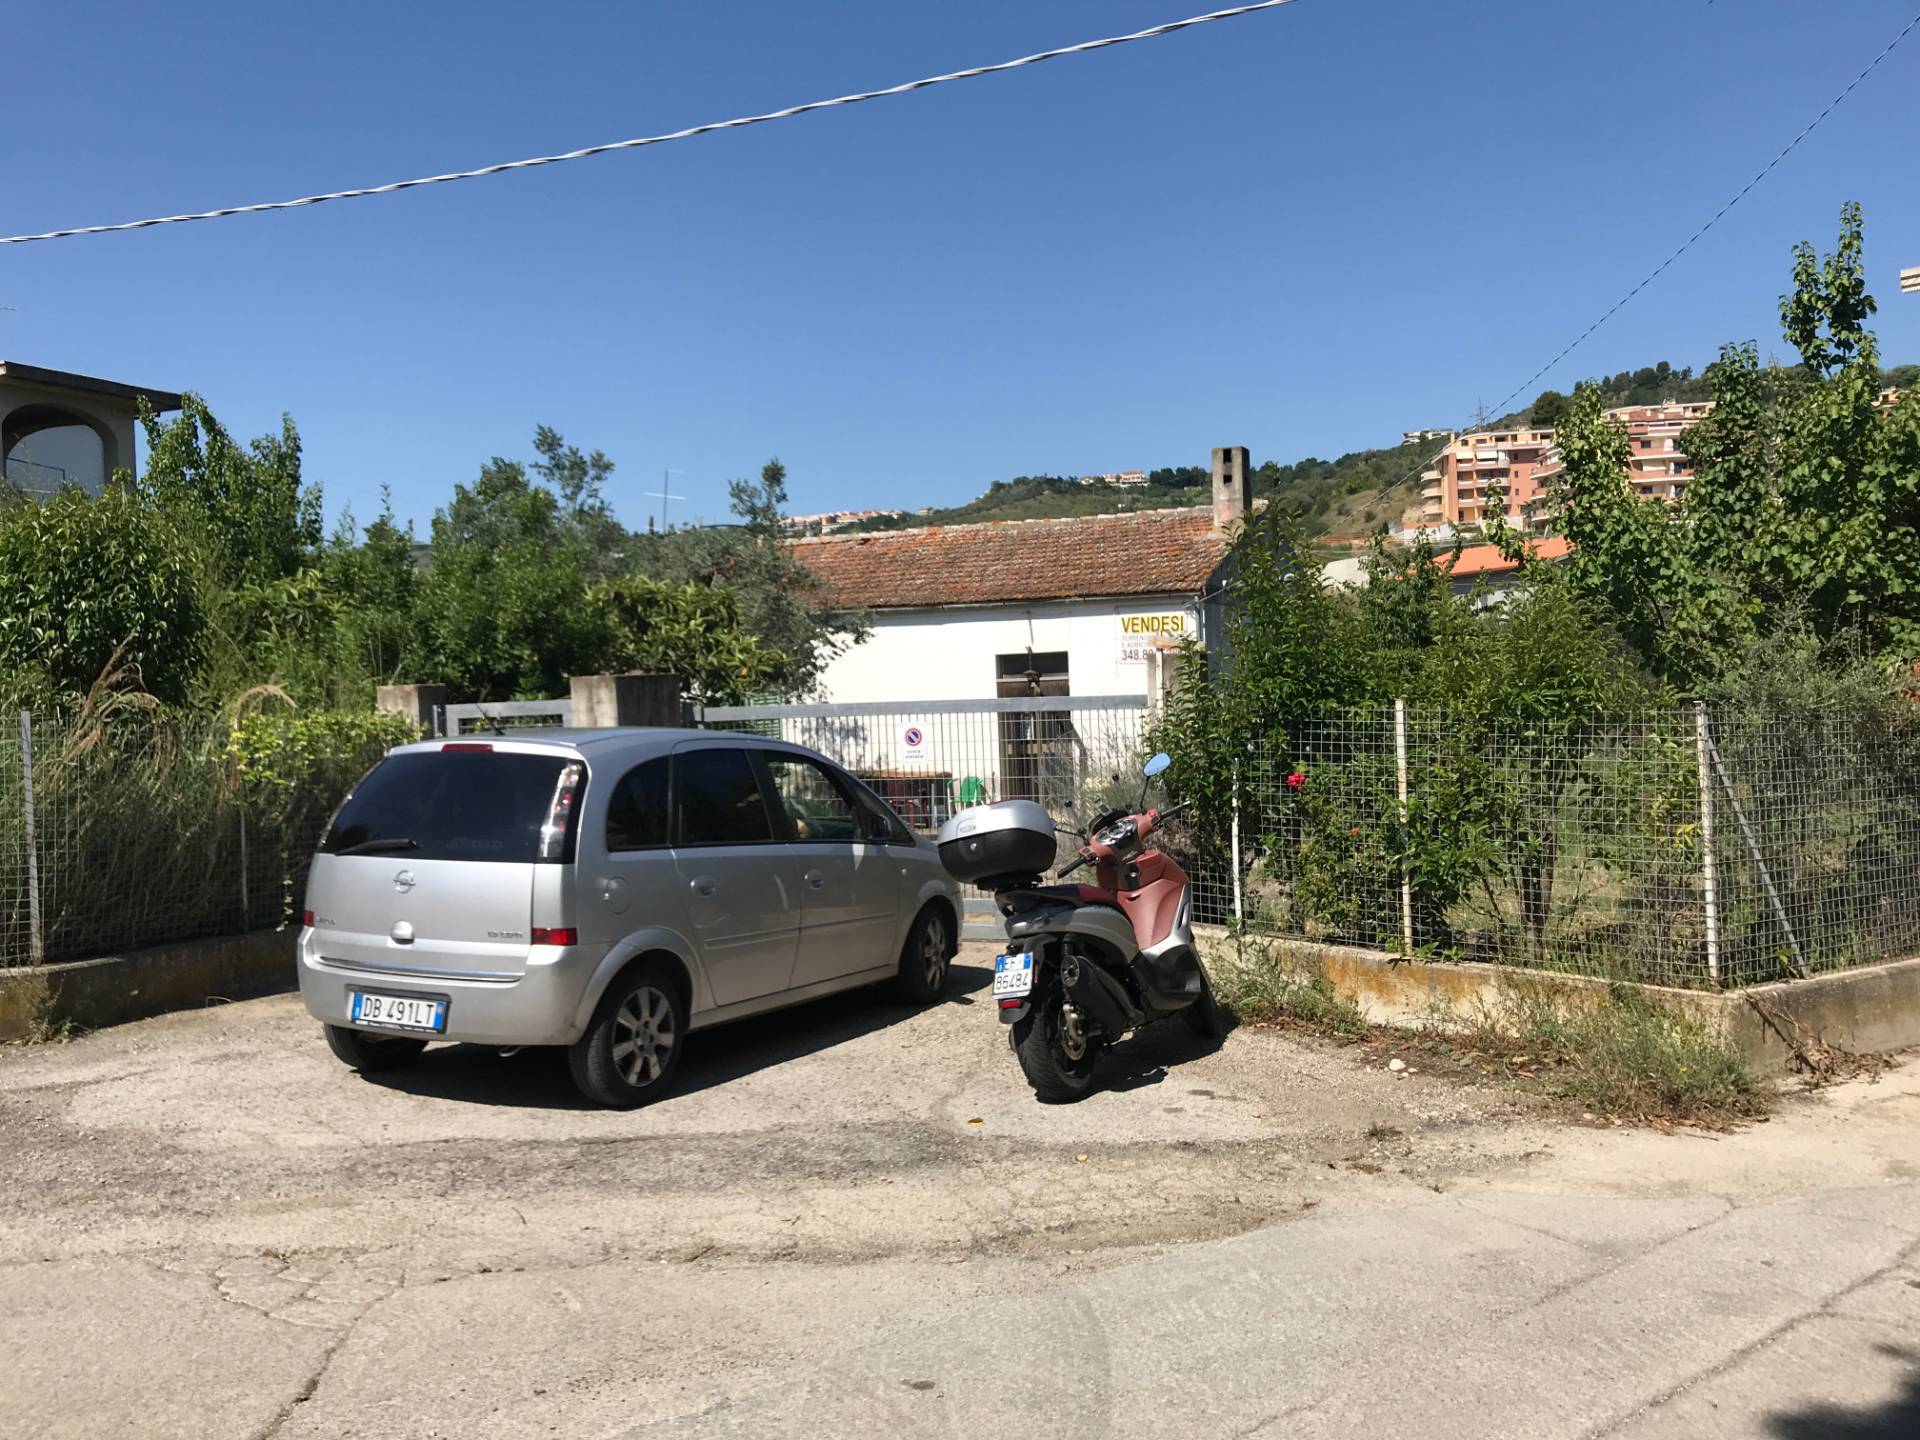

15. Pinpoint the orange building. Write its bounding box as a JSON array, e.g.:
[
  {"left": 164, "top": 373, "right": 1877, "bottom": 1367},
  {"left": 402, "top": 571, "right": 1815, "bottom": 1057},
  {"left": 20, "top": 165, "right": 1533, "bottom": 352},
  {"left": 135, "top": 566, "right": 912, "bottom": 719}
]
[
  {"left": 1420, "top": 402, "right": 1717, "bottom": 532},
  {"left": 1418, "top": 426, "right": 1556, "bottom": 529}
]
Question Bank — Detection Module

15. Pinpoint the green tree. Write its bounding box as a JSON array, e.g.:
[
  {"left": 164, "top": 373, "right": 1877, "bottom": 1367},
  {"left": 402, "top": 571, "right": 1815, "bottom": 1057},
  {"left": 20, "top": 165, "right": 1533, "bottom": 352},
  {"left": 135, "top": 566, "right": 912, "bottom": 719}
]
[
  {"left": 1550, "top": 203, "right": 1920, "bottom": 678},
  {"left": 532, "top": 425, "right": 629, "bottom": 578},
  {"left": 133, "top": 395, "right": 320, "bottom": 585},
  {"left": 1528, "top": 389, "right": 1571, "bottom": 427},
  {"left": 591, "top": 577, "right": 786, "bottom": 705},
  {"left": 632, "top": 458, "right": 867, "bottom": 697},
  {"left": 315, "top": 486, "right": 420, "bottom": 691},
  {"left": 416, "top": 458, "right": 608, "bottom": 700},
  {"left": 0, "top": 487, "right": 204, "bottom": 704}
]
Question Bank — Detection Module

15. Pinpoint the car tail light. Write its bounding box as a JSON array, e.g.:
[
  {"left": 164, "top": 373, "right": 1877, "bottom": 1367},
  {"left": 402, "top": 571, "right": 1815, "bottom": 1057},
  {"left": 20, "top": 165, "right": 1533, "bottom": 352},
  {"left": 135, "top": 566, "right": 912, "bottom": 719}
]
[
  {"left": 442, "top": 742, "right": 493, "bottom": 753},
  {"left": 303, "top": 910, "right": 315, "bottom": 928},
  {"left": 531, "top": 927, "right": 578, "bottom": 947},
  {"left": 537, "top": 761, "right": 585, "bottom": 862}
]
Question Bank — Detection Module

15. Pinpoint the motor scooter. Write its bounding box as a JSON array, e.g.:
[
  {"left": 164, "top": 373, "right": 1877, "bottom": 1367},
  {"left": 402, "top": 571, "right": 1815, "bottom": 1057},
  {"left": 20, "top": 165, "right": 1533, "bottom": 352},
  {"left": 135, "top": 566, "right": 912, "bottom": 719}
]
[{"left": 936, "top": 753, "right": 1220, "bottom": 1101}]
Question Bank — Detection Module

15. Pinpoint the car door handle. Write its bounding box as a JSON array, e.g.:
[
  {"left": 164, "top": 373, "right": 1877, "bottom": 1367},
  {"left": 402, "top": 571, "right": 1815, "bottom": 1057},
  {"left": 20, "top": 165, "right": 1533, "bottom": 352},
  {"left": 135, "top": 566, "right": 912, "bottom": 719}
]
[
  {"left": 804, "top": 870, "right": 828, "bottom": 890},
  {"left": 690, "top": 877, "right": 717, "bottom": 897}
]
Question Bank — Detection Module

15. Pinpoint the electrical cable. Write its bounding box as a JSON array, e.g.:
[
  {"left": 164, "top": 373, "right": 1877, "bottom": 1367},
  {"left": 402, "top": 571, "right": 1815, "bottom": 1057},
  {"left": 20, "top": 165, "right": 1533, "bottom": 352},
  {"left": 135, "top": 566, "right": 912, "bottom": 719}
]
[
  {"left": 1372, "top": 6, "right": 1920, "bottom": 522},
  {"left": 0, "top": 1, "right": 1302, "bottom": 247}
]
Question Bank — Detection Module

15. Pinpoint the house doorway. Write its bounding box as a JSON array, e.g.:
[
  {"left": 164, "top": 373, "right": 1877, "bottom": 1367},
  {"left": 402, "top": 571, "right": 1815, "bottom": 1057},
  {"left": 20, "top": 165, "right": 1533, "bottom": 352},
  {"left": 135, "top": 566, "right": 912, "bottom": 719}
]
[{"left": 995, "top": 651, "right": 1071, "bottom": 806}]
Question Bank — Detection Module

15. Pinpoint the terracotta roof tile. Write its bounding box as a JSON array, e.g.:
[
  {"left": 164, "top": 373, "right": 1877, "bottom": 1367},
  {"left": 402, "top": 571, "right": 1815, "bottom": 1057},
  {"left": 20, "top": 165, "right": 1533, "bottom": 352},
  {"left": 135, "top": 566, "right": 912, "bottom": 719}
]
[
  {"left": 791, "top": 507, "right": 1231, "bottom": 610},
  {"left": 1442, "top": 535, "right": 1573, "bottom": 578}
]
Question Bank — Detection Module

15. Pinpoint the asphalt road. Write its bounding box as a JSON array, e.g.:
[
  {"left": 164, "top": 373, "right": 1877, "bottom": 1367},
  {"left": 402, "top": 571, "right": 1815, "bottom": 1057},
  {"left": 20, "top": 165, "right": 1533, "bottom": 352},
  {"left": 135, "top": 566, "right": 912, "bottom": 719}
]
[{"left": 2, "top": 944, "right": 1915, "bottom": 1439}]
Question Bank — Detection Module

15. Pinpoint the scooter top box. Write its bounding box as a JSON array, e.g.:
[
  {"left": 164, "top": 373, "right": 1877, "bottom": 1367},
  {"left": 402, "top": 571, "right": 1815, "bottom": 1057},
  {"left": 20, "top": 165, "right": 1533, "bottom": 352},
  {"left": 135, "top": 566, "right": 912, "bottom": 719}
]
[{"left": 936, "top": 800, "right": 1058, "bottom": 884}]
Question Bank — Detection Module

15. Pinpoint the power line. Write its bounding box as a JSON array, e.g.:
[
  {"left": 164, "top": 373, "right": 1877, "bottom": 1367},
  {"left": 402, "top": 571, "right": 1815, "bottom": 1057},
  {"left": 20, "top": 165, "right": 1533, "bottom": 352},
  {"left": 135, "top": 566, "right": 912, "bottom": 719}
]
[
  {"left": 1474, "top": 6, "right": 1920, "bottom": 425},
  {"left": 0, "top": 1, "right": 1302, "bottom": 248},
  {"left": 1380, "top": 6, "right": 1920, "bottom": 526}
]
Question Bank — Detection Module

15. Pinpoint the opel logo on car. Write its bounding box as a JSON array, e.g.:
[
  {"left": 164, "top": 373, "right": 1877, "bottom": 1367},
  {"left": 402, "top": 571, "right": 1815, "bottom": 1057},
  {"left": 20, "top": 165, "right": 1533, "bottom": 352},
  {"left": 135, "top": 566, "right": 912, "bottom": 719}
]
[{"left": 393, "top": 868, "right": 416, "bottom": 893}]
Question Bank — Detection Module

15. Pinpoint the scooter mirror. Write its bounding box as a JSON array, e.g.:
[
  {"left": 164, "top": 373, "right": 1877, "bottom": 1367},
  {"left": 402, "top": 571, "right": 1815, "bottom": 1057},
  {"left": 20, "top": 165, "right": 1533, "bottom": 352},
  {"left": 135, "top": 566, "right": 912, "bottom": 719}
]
[{"left": 1142, "top": 752, "right": 1171, "bottom": 779}]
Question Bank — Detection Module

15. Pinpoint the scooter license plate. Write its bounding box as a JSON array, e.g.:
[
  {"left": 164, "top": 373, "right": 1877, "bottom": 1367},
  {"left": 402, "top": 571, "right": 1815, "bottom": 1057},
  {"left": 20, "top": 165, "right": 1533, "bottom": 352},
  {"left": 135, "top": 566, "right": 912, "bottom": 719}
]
[{"left": 992, "top": 952, "right": 1034, "bottom": 999}]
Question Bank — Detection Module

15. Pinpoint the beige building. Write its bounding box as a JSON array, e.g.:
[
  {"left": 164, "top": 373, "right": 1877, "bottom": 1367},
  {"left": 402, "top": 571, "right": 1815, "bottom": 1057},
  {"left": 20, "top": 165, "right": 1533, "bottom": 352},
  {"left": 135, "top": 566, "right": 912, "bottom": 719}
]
[{"left": 0, "top": 360, "right": 180, "bottom": 497}]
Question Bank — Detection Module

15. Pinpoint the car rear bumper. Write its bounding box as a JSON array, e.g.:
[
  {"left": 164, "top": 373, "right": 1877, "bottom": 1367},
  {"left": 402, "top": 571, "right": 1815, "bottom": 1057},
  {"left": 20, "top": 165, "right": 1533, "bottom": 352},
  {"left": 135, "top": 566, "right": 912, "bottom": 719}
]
[{"left": 296, "top": 930, "right": 601, "bottom": 1046}]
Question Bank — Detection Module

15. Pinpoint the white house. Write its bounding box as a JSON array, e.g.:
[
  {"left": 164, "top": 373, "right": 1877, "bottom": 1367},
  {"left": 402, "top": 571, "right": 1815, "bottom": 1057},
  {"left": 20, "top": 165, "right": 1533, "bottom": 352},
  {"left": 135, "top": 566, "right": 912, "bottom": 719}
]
[{"left": 792, "top": 447, "right": 1253, "bottom": 706}]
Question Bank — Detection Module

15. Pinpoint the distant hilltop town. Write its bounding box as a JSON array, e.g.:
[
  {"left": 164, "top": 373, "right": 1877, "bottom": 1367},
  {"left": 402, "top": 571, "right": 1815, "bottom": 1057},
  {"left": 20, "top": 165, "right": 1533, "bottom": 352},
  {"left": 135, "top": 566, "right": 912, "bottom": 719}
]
[{"left": 783, "top": 507, "right": 927, "bottom": 536}]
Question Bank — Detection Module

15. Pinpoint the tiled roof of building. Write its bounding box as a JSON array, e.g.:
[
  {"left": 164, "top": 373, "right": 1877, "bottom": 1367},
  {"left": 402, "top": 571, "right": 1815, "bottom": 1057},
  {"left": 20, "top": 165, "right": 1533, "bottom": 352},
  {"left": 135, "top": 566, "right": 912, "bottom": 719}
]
[
  {"left": 1443, "top": 535, "right": 1573, "bottom": 578},
  {"left": 790, "top": 506, "right": 1232, "bottom": 609}
]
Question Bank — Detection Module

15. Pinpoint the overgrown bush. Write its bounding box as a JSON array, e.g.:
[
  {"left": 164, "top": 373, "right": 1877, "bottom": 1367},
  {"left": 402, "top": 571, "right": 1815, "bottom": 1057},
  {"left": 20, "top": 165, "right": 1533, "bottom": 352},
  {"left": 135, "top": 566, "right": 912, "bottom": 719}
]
[
  {"left": 1452, "top": 981, "right": 1765, "bottom": 1123},
  {"left": 0, "top": 487, "right": 204, "bottom": 704},
  {"left": 1, "top": 704, "right": 412, "bottom": 966}
]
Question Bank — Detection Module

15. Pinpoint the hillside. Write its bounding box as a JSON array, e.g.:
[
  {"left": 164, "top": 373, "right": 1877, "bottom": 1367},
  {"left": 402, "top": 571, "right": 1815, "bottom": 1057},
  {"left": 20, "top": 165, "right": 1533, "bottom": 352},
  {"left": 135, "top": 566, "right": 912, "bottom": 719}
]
[
  {"left": 844, "top": 440, "right": 1438, "bottom": 542},
  {"left": 839, "top": 359, "right": 1918, "bottom": 544}
]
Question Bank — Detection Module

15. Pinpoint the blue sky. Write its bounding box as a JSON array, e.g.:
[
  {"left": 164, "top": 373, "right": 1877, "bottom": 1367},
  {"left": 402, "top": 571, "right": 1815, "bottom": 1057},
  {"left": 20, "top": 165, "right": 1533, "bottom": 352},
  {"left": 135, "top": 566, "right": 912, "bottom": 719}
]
[{"left": 7, "top": 1, "right": 1920, "bottom": 533}]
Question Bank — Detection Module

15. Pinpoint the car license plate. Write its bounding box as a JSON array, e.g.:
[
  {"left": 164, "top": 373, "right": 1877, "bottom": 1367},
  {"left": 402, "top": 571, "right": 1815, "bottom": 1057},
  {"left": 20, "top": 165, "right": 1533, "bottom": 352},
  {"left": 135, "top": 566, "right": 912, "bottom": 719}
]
[
  {"left": 992, "top": 952, "right": 1034, "bottom": 999},
  {"left": 349, "top": 991, "right": 447, "bottom": 1034}
]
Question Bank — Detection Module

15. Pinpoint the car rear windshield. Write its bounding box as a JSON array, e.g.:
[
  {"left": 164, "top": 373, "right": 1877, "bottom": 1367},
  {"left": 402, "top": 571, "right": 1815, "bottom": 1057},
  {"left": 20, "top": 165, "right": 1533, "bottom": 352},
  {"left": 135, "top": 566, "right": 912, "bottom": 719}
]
[{"left": 322, "top": 750, "right": 581, "bottom": 864}]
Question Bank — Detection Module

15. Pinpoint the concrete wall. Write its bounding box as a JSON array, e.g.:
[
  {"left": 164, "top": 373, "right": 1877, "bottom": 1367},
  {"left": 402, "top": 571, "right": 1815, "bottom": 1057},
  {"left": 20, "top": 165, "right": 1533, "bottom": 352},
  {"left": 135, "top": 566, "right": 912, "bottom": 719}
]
[
  {"left": 0, "top": 930, "right": 296, "bottom": 1041},
  {"left": 1194, "top": 926, "right": 1920, "bottom": 1075},
  {"left": 815, "top": 594, "right": 1201, "bottom": 705}
]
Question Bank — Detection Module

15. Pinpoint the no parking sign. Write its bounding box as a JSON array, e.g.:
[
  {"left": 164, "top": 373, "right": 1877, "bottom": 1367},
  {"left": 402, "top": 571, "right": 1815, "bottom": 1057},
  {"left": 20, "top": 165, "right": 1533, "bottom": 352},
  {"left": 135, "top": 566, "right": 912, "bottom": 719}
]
[{"left": 901, "top": 724, "right": 928, "bottom": 762}]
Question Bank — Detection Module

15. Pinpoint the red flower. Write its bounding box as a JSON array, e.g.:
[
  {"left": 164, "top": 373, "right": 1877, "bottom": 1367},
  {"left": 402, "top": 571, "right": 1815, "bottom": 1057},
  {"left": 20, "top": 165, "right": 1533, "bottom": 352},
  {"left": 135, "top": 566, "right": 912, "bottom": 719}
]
[{"left": 1286, "top": 770, "right": 1305, "bottom": 792}]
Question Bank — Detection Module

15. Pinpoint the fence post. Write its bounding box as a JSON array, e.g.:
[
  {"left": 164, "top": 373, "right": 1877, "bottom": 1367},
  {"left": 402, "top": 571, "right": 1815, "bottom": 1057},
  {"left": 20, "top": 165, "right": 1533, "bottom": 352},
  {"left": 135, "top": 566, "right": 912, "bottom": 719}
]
[
  {"left": 1395, "top": 697, "right": 1413, "bottom": 957},
  {"left": 1230, "top": 759, "right": 1244, "bottom": 926},
  {"left": 1694, "top": 702, "right": 1721, "bottom": 987},
  {"left": 238, "top": 806, "right": 251, "bottom": 929},
  {"left": 19, "top": 711, "right": 44, "bottom": 967}
]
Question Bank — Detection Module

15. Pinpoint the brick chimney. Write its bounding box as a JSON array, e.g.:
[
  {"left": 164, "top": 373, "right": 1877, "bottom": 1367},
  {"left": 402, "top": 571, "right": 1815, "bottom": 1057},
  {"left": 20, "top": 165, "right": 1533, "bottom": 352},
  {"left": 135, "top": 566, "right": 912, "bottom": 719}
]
[{"left": 1211, "top": 445, "right": 1251, "bottom": 529}]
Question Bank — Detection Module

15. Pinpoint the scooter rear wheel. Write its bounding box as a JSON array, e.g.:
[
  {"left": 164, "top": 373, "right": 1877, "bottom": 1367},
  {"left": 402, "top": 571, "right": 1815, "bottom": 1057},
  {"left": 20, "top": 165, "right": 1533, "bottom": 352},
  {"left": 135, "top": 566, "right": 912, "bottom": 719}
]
[
  {"left": 1182, "top": 965, "right": 1225, "bottom": 1039},
  {"left": 1011, "top": 1002, "right": 1100, "bottom": 1103}
]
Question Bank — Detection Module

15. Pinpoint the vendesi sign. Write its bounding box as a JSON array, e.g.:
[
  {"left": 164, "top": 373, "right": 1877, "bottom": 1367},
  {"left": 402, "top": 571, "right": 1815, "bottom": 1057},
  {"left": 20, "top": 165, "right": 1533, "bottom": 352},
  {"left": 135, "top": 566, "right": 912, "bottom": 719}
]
[{"left": 1118, "top": 611, "right": 1189, "bottom": 664}]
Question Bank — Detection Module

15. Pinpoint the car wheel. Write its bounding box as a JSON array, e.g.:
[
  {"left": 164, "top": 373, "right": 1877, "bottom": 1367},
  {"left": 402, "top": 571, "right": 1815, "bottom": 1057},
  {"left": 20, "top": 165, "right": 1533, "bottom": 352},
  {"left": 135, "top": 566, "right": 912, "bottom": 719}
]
[
  {"left": 568, "top": 962, "right": 688, "bottom": 1109},
  {"left": 324, "top": 1023, "right": 427, "bottom": 1073},
  {"left": 894, "top": 905, "right": 954, "bottom": 1004}
]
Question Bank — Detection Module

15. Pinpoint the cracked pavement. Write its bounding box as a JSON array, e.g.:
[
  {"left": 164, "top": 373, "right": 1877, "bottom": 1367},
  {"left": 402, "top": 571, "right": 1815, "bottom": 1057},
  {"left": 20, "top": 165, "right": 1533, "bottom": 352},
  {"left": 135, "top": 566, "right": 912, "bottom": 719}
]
[{"left": 2, "top": 947, "right": 1916, "bottom": 1438}]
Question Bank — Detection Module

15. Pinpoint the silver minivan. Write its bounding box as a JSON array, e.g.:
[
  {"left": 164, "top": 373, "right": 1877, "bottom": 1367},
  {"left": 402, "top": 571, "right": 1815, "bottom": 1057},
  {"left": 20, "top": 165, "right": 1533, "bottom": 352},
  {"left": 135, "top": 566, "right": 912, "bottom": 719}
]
[{"left": 297, "top": 730, "right": 962, "bottom": 1107}]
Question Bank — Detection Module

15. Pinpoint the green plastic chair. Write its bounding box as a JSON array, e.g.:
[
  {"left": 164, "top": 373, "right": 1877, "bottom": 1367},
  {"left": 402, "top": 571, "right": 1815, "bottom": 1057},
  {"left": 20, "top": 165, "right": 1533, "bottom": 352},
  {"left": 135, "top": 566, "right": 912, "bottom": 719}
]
[{"left": 957, "top": 776, "right": 987, "bottom": 807}]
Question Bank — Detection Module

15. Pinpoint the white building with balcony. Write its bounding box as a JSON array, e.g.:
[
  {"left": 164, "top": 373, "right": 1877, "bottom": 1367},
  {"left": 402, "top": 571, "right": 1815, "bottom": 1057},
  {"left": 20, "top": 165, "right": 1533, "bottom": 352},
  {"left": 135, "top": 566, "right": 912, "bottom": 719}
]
[{"left": 0, "top": 360, "right": 181, "bottom": 497}]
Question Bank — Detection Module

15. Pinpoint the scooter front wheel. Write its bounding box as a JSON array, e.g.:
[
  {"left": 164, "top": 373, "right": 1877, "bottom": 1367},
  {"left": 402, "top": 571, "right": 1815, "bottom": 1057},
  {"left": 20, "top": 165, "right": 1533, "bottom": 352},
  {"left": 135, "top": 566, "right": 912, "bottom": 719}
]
[{"left": 1011, "top": 1002, "right": 1100, "bottom": 1103}]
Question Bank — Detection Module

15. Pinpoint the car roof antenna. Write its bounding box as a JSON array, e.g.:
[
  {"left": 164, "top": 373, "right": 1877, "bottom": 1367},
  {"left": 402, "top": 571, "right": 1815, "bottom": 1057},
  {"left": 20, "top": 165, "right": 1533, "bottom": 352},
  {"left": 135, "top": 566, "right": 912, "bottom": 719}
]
[{"left": 467, "top": 697, "right": 507, "bottom": 737}]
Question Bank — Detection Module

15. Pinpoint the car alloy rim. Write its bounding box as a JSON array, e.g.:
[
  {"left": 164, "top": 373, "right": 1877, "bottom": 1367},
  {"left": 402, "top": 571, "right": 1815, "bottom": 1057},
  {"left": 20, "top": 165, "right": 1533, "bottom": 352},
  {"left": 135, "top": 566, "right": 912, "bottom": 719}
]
[
  {"left": 611, "top": 985, "right": 676, "bottom": 1087},
  {"left": 922, "top": 914, "right": 947, "bottom": 988}
]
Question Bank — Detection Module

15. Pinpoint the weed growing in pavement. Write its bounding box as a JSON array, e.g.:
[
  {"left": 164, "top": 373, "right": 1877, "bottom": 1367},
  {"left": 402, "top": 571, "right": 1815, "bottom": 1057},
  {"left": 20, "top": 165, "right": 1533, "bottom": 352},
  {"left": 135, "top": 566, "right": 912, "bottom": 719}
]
[
  {"left": 14, "top": 975, "right": 77, "bottom": 1045},
  {"left": 1442, "top": 979, "right": 1767, "bottom": 1126},
  {"left": 1204, "top": 936, "right": 1768, "bottom": 1127},
  {"left": 1208, "top": 939, "right": 1368, "bottom": 1037}
]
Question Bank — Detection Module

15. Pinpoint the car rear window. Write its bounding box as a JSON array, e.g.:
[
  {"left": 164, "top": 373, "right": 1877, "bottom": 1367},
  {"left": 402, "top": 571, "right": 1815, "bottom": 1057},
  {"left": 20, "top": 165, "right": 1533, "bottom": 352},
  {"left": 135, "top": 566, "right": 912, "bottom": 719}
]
[{"left": 323, "top": 750, "right": 582, "bottom": 864}]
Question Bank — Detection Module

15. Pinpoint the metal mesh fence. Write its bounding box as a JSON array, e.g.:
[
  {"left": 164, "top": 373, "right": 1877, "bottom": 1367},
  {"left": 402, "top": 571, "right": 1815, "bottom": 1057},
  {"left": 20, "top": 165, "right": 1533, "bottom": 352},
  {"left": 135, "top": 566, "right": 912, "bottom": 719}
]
[
  {"left": 5, "top": 695, "right": 1915, "bottom": 991},
  {"left": 1706, "top": 710, "right": 1920, "bottom": 986},
  {"left": 1, "top": 711, "right": 383, "bottom": 968},
  {"left": 1187, "top": 704, "right": 1920, "bottom": 990}
]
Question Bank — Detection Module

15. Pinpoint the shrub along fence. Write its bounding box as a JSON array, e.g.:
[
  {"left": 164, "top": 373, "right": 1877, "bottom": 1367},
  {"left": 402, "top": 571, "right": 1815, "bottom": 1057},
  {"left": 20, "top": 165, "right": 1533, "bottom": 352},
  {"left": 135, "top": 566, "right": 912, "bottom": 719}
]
[
  {"left": 1179, "top": 703, "right": 1920, "bottom": 991},
  {"left": 1, "top": 708, "right": 409, "bottom": 968}
]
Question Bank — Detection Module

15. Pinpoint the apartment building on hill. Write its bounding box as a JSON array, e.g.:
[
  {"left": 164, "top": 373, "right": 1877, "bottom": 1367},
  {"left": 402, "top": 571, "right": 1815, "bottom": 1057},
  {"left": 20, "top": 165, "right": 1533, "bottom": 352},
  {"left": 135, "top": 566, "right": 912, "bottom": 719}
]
[
  {"left": 1418, "top": 426, "right": 1556, "bottom": 529},
  {"left": 1419, "top": 402, "right": 1717, "bottom": 531}
]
